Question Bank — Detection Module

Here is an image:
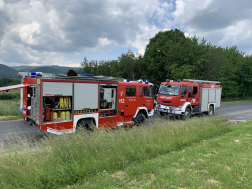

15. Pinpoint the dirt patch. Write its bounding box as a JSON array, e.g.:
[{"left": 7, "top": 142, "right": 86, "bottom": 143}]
[
  {"left": 234, "top": 140, "right": 241, "bottom": 144},
  {"left": 225, "top": 166, "right": 231, "bottom": 171},
  {"left": 180, "top": 157, "right": 185, "bottom": 161},
  {"left": 228, "top": 120, "right": 247, "bottom": 125},
  {"left": 206, "top": 179, "right": 220, "bottom": 185},
  {"left": 110, "top": 171, "right": 126, "bottom": 179}
]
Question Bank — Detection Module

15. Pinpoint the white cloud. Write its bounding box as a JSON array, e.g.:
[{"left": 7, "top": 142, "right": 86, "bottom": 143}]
[
  {"left": 2, "top": 0, "right": 252, "bottom": 67},
  {"left": 0, "top": 0, "right": 174, "bottom": 66},
  {"left": 173, "top": 0, "right": 185, "bottom": 17},
  {"left": 168, "top": 0, "right": 252, "bottom": 54},
  {"left": 131, "top": 24, "right": 169, "bottom": 55},
  {"left": 19, "top": 23, "right": 41, "bottom": 45}
]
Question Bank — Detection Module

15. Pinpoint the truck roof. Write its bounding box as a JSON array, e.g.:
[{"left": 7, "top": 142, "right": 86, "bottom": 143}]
[
  {"left": 160, "top": 81, "right": 189, "bottom": 85},
  {"left": 118, "top": 82, "right": 152, "bottom": 86},
  {"left": 161, "top": 79, "right": 221, "bottom": 85},
  {"left": 23, "top": 74, "right": 118, "bottom": 82}
]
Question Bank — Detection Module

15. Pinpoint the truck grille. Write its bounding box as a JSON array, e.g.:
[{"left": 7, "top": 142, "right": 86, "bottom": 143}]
[{"left": 161, "top": 101, "right": 172, "bottom": 104}]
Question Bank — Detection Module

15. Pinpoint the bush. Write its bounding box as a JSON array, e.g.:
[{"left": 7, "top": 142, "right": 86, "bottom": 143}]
[{"left": 0, "top": 93, "right": 20, "bottom": 100}]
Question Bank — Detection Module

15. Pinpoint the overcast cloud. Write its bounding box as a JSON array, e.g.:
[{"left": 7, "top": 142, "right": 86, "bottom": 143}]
[
  {"left": 0, "top": 0, "right": 252, "bottom": 67},
  {"left": 169, "top": 0, "right": 252, "bottom": 54}
]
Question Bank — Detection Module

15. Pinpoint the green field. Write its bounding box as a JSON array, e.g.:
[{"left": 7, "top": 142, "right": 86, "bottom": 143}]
[
  {"left": 0, "top": 94, "right": 252, "bottom": 188},
  {"left": 0, "top": 98, "right": 22, "bottom": 121},
  {"left": 73, "top": 121, "right": 252, "bottom": 189},
  {"left": 0, "top": 88, "right": 21, "bottom": 120},
  {"left": 0, "top": 89, "right": 21, "bottom": 94},
  {"left": 0, "top": 117, "right": 233, "bottom": 188}
]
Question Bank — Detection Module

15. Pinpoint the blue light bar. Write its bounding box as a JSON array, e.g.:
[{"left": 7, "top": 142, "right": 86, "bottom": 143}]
[
  {"left": 177, "top": 79, "right": 181, "bottom": 82},
  {"left": 166, "top": 79, "right": 169, "bottom": 82},
  {"left": 126, "top": 79, "right": 130, "bottom": 82},
  {"left": 145, "top": 80, "right": 148, "bottom": 84},
  {"left": 31, "top": 72, "right": 36, "bottom": 76}
]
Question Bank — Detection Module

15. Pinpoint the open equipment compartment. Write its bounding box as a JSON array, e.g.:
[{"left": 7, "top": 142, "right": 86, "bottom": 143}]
[
  {"left": 42, "top": 82, "right": 73, "bottom": 123},
  {"left": 99, "top": 84, "right": 118, "bottom": 117}
]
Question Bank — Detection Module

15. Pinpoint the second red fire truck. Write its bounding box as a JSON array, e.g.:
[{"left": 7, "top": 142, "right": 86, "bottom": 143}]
[
  {"left": 157, "top": 79, "right": 222, "bottom": 118},
  {"left": 0, "top": 73, "right": 155, "bottom": 135}
]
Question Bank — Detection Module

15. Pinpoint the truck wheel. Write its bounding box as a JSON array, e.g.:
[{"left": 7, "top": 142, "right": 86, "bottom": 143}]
[
  {"left": 184, "top": 108, "right": 191, "bottom": 119},
  {"left": 134, "top": 113, "right": 146, "bottom": 125},
  {"left": 76, "top": 119, "right": 94, "bottom": 132},
  {"left": 208, "top": 106, "right": 214, "bottom": 116},
  {"left": 160, "top": 112, "right": 167, "bottom": 117}
]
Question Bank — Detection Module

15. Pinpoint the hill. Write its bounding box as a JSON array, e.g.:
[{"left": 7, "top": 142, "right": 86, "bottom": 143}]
[
  {"left": 0, "top": 64, "right": 19, "bottom": 78},
  {"left": 0, "top": 64, "right": 80, "bottom": 78},
  {"left": 13, "top": 65, "right": 80, "bottom": 74}
]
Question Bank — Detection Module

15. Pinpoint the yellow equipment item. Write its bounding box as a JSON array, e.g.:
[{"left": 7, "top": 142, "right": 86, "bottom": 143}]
[
  {"left": 60, "top": 97, "right": 64, "bottom": 109},
  {"left": 64, "top": 97, "right": 67, "bottom": 109},
  {"left": 66, "top": 111, "right": 70, "bottom": 120},
  {"left": 60, "top": 111, "right": 66, "bottom": 120},
  {"left": 68, "top": 97, "right": 71, "bottom": 108},
  {"left": 53, "top": 112, "right": 58, "bottom": 119}
]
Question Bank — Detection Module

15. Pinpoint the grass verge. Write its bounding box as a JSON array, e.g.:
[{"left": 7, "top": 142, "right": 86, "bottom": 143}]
[
  {"left": 72, "top": 120, "right": 252, "bottom": 189},
  {"left": 0, "top": 117, "right": 230, "bottom": 188},
  {"left": 0, "top": 98, "right": 22, "bottom": 120},
  {"left": 221, "top": 96, "right": 252, "bottom": 104}
]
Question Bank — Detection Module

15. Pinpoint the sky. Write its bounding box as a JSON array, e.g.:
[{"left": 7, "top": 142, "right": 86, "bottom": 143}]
[{"left": 0, "top": 0, "right": 252, "bottom": 68}]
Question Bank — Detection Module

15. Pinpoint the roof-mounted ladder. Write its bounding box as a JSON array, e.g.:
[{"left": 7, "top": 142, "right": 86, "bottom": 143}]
[{"left": 183, "top": 79, "right": 220, "bottom": 84}]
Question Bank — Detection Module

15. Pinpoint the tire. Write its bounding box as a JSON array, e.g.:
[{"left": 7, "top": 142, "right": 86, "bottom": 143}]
[
  {"left": 134, "top": 113, "right": 146, "bottom": 125},
  {"left": 208, "top": 106, "right": 214, "bottom": 116},
  {"left": 160, "top": 112, "right": 167, "bottom": 117},
  {"left": 183, "top": 107, "right": 191, "bottom": 119},
  {"left": 76, "top": 119, "right": 94, "bottom": 132}
]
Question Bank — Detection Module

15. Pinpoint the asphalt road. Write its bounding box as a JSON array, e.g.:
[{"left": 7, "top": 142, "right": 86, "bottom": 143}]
[
  {"left": 215, "top": 101, "right": 252, "bottom": 121},
  {"left": 0, "top": 101, "right": 252, "bottom": 147}
]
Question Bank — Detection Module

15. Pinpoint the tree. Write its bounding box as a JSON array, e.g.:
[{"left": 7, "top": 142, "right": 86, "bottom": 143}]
[
  {"left": 144, "top": 28, "right": 196, "bottom": 84},
  {"left": 118, "top": 50, "right": 137, "bottom": 80}
]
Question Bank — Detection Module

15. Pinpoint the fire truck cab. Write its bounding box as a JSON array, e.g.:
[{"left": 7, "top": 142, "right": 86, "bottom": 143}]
[
  {"left": 0, "top": 72, "right": 155, "bottom": 135},
  {"left": 157, "top": 79, "right": 222, "bottom": 118}
]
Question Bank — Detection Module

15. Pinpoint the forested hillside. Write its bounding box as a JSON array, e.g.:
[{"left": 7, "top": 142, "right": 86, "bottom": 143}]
[
  {"left": 0, "top": 78, "right": 21, "bottom": 87},
  {"left": 0, "top": 64, "right": 19, "bottom": 78},
  {"left": 79, "top": 29, "right": 252, "bottom": 99},
  {"left": 14, "top": 65, "right": 79, "bottom": 74}
]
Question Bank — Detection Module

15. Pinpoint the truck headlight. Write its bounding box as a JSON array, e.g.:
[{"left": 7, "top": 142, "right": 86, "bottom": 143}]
[{"left": 175, "top": 107, "right": 181, "bottom": 111}]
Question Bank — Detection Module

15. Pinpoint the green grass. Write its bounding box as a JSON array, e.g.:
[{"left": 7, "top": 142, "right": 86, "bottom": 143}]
[
  {"left": 0, "top": 89, "right": 21, "bottom": 120},
  {"left": 0, "top": 117, "right": 230, "bottom": 188},
  {"left": 0, "top": 89, "right": 20, "bottom": 100},
  {"left": 221, "top": 96, "right": 252, "bottom": 104},
  {"left": 0, "top": 98, "right": 22, "bottom": 120},
  {"left": 70, "top": 120, "right": 252, "bottom": 189},
  {"left": 0, "top": 89, "right": 21, "bottom": 95}
]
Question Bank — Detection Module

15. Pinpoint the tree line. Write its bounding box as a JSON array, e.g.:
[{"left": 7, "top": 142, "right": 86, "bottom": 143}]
[
  {"left": 79, "top": 29, "right": 252, "bottom": 99},
  {"left": 0, "top": 78, "right": 21, "bottom": 87}
]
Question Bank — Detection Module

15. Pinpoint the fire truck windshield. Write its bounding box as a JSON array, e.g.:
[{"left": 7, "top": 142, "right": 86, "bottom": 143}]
[{"left": 158, "top": 84, "right": 181, "bottom": 96}]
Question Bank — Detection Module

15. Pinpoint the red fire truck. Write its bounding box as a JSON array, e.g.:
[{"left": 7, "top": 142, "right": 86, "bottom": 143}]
[
  {"left": 0, "top": 72, "right": 155, "bottom": 135},
  {"left": 157, "top": 79, "right": 222, "bottom": 118}
]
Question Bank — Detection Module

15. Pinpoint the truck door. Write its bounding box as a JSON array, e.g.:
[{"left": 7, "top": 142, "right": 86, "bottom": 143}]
[
  {"left": 22, "top": 87, "right": 28, "bottom": 119},
  {"left": 188, "top": 84, "right": 200, "bottom": 112},
  {"left": 188, "top": 84, "right": 198, "bottom": 105},
  {"left": 124, "top": 86, "right": 137, "bottom": 116},
  {"left": 118, "top": 85, "right": 126, "bottom": 123},
  {"left": 143, "top": 86, "right": 153, "bottom": 110},
  {"left": 138, "top": 86, "right": 143, "bottom": 106},
  {"left": 0, "top": 83, "right": 33, "bottom": 120},
  {"left": 180, "top": 85, "right": 188, "bottom": 106},
  {"left": 30, "top": 85, "right": 40, "bottom": 124}
]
